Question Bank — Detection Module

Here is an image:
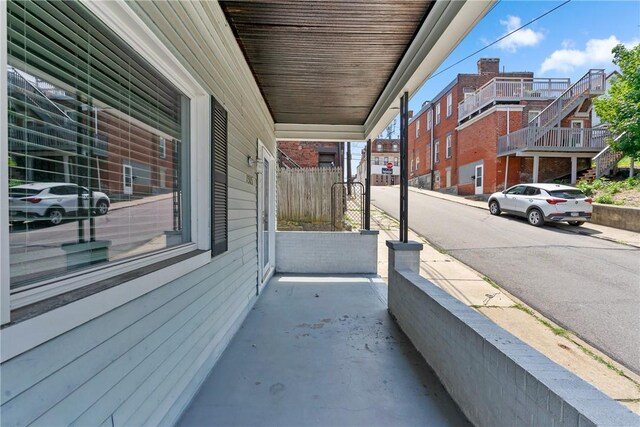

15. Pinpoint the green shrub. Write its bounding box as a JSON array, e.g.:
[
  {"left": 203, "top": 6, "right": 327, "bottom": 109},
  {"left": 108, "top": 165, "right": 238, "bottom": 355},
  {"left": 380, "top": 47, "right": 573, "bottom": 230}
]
[{"left": 594, "top": 194, "right": 614, "bottom": 204}]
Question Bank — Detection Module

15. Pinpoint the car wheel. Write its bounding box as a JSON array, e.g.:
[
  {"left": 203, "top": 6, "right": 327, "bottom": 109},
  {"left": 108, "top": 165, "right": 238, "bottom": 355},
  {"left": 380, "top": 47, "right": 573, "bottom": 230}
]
[
  {"left": 47, "top": 208, "right": 64, "bottom": 226},
  {"left": 489, "top": 200, "right": 501, "bottom": 216},
  {"left": 567, "top": 221, "right": 583, "bottom": 226},
  {"left": 527, "top": 208, "right": 544, "bottom": 227},
  {"left": 95, "top": 200, "right": 109, "bottom": 216}
]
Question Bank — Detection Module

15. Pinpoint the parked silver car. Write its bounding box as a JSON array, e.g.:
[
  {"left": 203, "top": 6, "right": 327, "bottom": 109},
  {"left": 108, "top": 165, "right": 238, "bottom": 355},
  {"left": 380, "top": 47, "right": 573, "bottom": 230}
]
[
  {"left": 488, "top": 183, "right": 592, "bottom": 227},
  {"left": 9, "top": 182, "right": 110, "bottom": 225}
]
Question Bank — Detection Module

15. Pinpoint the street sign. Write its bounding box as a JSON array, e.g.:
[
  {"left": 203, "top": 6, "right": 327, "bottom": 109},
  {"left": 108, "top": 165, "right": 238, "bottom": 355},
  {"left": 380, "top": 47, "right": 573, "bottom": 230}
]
[
  {"left": 386, "top": 162, "right": 394, "bottom": 169},
  {"left": 381, "top": 168, "right": 393, "bottom": 175}
]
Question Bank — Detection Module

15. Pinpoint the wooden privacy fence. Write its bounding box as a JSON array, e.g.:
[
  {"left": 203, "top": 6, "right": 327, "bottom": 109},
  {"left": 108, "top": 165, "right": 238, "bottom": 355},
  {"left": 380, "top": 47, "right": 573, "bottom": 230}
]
[{"left": 277, "top": 167, "right": 342, "bottom": 224}]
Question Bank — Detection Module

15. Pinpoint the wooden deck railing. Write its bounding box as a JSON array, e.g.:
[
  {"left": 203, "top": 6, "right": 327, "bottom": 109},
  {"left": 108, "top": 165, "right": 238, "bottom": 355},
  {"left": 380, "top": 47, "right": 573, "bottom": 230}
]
[
  {"left": 458, "top": 77, "right": 570, "bottom": 121},
  {"left": 497, "top": 127, "right": 611, "bottom": 155}
]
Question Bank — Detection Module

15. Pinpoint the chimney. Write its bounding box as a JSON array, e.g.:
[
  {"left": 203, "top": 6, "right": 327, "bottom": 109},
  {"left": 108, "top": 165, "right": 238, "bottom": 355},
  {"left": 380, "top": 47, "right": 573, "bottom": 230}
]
[
  {"left": 408, "top": 110, "right": 414, "bottom": 119},
  {"left": 477, "top": 58, "right": 500, "bottom": 75}
]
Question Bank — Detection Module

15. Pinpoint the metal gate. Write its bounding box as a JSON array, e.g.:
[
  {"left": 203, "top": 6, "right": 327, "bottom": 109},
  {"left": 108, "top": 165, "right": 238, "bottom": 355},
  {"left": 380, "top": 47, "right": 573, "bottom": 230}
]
[{"left": 331, "top": 182, "right": 365, "bottom": 231}]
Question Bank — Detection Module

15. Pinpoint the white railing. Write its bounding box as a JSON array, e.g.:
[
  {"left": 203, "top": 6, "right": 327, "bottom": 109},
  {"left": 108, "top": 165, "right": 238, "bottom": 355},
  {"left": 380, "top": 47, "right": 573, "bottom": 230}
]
[
  {"left": 458, "top": 77, "right": 570, "bottom": 121},
  {"left": 529, "top": 69, "right": 606, "bottom": 128},
  {"left": 594, "top": 133, "right": 625, "bottom": 178},
  {"left": 497, "top": 127, "right": 611, "bottom": 155}
]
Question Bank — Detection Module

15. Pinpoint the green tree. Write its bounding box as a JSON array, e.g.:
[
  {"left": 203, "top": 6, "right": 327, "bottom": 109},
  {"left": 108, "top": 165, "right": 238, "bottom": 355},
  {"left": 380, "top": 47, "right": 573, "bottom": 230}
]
[{"left": 593, "top": 44, "right": 640, "bottom": 161}]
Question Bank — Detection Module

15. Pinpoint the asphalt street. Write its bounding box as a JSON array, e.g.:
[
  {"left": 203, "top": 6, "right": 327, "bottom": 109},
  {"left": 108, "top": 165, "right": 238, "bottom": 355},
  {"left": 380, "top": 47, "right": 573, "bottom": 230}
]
[
  {"left": 10, "top": 198, "right": 174, "bottom": 285},
  {"left": 372, "top": 186, "right": 640, "bottom": 375}
]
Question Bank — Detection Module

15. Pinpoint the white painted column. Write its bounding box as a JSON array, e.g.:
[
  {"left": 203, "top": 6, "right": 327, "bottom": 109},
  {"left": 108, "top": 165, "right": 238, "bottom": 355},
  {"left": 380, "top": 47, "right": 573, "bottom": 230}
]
[
  {"left": 532, "top": 155, "right": 540, "bottom": 183},
  {"left": 570, "top": 156, "right": 578, "bottom": 184},
  {"left": 63, "top": 155, "right": 70, "bottom": 182},
  {"left": 504, "top": 155, "right": 509, "bottom": 190}
]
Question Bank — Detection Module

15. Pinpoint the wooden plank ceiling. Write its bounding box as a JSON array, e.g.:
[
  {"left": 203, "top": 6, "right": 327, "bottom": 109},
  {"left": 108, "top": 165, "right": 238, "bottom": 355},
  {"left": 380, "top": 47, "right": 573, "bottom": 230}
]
[{"left": 219, "top": 1, "right": 433, "bottom": 125}]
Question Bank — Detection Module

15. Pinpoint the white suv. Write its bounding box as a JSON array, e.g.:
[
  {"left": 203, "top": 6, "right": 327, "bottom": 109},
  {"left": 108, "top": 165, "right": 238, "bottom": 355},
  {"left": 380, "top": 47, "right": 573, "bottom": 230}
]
[
  {"left": 488, "top": 183, "right": 592, "bottom": 227},
  {"left": 9, "top": 182, "right": 110, "bottom": 226}
]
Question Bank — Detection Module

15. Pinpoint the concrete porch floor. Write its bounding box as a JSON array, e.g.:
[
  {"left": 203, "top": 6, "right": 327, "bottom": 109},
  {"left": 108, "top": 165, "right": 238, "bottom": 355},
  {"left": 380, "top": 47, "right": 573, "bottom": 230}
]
[{"left": 177, "top": 274, "right": 470, "bottom": 426}]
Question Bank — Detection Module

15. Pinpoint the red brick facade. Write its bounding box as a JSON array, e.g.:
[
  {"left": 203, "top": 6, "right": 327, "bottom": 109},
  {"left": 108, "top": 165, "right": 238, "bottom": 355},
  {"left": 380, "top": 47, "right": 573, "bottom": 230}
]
[
  {"left": 408, "top": 58, "right": 598, "bottom": 195},
  {"left": 277, "top": 141, "right": 344, "bottom": 169}
]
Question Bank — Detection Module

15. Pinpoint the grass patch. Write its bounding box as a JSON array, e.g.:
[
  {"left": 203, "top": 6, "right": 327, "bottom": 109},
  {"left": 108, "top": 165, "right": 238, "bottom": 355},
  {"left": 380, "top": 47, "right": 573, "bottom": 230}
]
[
  {"left": 579, "top": 346, "right": 626, "bottom": 377},
  {"left": 483, "top": 276, "right": 500, "bottom": 290},
  {"left": 511, "top": 303, "right": 634, "bottom": 378},
  {"left": 511, "top": 303, "right": 569, "bottom": 337}
]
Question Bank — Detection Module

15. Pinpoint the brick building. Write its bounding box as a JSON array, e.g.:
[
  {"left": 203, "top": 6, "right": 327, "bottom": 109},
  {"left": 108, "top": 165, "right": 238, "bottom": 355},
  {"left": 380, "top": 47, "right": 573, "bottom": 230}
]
[
  {"left": 408, "top": 58, "right": 608, "bottom": 195},
  {"left": 277, "top": 141, "right": 344, "bottom": 169},
  {"left": 356, "top": 138, "right": 400, "bottom": 186}
]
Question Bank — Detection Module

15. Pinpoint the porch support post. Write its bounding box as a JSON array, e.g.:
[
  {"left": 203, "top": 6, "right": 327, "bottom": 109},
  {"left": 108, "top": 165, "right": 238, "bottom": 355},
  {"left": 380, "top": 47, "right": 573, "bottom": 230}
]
[
  {"left": 364, "top": 139, "right": 371, "bottom": 230},
  {"left": 399, "top": 92, "right": 409, "bottom": 243},
  {"left": 504, "top": 155, "right": 509, "bottom": 190},
  {"left": 532, "top": 155, "right": 540, "bottom": 183},
  {"left": 570, "top": 156, "right": 578, "bottom": 184}
]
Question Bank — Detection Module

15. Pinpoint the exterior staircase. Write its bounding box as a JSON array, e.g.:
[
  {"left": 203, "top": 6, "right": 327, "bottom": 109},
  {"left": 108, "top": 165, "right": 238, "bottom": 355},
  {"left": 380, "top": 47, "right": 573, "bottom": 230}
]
[
  {"left": 497, "top": 69, "right": 607, "bottom": 156},
  {"left": 576, "top": 134, "right": 626, "bottom": 182},
  {"left": 530, "top": 69, "right": 605, "bottom": 128}
]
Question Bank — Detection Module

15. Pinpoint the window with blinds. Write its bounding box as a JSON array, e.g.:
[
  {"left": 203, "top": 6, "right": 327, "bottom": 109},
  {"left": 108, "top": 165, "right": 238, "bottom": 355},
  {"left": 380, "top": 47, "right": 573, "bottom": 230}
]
[{"left": 6, "top": 0, "right": 190, "bottom": 289}]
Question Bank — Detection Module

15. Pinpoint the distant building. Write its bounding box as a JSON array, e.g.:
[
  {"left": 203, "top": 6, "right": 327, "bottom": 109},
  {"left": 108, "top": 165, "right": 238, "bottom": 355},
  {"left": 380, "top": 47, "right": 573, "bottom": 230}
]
[
  {"left": 408, "top": 58, "right": 608, "bottom": 195},
  {"left": 356, "top": 138, "right": 400, "bottom": 186},
  {"left": 277, "top": 141, "right": 344, "bottom": 169}
]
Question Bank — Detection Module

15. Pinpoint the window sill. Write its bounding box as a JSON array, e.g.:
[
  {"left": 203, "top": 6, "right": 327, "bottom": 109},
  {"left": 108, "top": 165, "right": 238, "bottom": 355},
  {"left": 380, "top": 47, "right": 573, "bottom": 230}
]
[{"left": 0, "top": 249, "right": 209, "bottom": 362}]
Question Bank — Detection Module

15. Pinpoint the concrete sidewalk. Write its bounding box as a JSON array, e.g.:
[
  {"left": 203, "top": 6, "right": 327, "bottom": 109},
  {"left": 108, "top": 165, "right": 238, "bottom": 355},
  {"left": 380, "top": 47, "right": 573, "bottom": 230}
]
[
  {"left": 109, "top": 193, "right": 173, "bottom": 212},
  {"left": 407, "top": 186, "right": 640, "bottom": 248},
  {"left": 371, "top": 208, "right": 640, "bottom": 415}
]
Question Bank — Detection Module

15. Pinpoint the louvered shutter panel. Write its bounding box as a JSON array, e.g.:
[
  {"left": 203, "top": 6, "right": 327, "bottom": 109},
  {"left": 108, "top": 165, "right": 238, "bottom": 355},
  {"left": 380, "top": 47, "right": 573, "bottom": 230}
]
[{"left": 211, "top": 96, "right": 228, "bottom": 256}]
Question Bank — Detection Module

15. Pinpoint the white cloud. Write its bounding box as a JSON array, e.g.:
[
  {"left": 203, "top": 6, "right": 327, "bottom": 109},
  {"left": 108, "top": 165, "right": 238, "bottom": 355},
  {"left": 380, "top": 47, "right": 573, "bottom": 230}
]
[
  {"left": 540, "top": 36, "right": 640, "bottom": 74},
  {"left": 495, "top": 16, "right": 544, "bottom": 52}
]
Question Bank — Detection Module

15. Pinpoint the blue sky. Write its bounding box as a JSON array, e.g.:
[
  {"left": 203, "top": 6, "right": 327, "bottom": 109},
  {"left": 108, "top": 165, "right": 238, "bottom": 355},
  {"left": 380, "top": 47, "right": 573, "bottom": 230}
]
[
  {"left": 350, "top": 0, "right": 640, "bottom": 168},
  {"left": 409, "top": 0, "right": 640, "bottom": 112}
]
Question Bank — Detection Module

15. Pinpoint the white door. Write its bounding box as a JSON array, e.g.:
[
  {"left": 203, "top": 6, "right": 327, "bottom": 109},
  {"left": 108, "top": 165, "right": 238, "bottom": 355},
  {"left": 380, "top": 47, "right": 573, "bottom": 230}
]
[
  {"left": 474, "top": 164, "right": 483, "bottom": 195},
  {"left": 571, "top": 120, "right": 583, "bottom": 147},
  {"left": 258, "top": 143, "right": 276, "bottom": 289},
  {"left": 123, "top": 164, "right": 133, "bottom": 195}
]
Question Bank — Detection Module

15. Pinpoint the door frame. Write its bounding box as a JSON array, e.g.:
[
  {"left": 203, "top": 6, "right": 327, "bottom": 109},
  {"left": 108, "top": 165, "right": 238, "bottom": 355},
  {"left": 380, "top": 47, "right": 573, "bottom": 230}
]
[
  {"left": 257, "top": 141, "right": 276, "bottom": 291},
  {"left": 474, "top": 164, "right": 483, "bottom": 195},
  {"left": 123, "top": 164, "right": 133, "bottom": 195},
  {"left": 570, "top": 120, "right": 584, "bottom": 147}
]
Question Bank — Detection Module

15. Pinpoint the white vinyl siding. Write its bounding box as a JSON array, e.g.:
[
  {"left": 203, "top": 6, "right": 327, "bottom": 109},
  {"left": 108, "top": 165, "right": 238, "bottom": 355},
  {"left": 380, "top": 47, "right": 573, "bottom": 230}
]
[{"left": 0, "top": 2, "right": 274, "bottom": 427}]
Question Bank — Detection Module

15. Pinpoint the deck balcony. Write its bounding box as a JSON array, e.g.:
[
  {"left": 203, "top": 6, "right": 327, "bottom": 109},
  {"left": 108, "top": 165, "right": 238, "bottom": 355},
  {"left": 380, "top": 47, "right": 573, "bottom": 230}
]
[
  {"left": 497, "top": 126, "right": 612, "bottom": 156},
  {"left": 458, "top": 77, "right": 570, "bottom": 123}
]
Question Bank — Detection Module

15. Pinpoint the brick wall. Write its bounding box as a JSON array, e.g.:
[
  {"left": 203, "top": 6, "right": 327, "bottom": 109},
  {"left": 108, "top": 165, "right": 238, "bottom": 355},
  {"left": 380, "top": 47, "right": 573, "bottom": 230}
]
[{"left": 278, "top": 141, "right": 343, "bottom": 168}]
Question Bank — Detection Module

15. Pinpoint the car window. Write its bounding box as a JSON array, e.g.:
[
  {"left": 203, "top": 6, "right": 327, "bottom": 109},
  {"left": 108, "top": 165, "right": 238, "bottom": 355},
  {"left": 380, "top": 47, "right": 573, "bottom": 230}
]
[
  {"left": 9, "top": 188, "right": 40, "bottom": 197},
  {"left": 548, "top": 189, "right": 586, "bottom": 199},
  {"left": 48, "top": 186, "right": 67, "bottom": 195},
  {"left": 524, "top": 187, "right": 540, "bottom": 196},
  {"left": 506, "top": 186, "right": 527, "bottom": 195}
]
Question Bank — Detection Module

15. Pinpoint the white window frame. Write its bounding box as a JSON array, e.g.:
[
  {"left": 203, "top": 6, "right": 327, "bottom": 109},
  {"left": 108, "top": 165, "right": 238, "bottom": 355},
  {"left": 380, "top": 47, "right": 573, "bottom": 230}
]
[
  {"left": 427, "top": 110, "right": 432, "bottom": 130},
  {"left": 434, "top": 140, "right": 440, "bottom": 163},
  {"left": 416, "top": 156, "right": 420, "bottom": 171},
  {"left": 0, "top": 0, "right": 214, "bottom": 359},
  {"left": 446, "top": 92, "right": 452, "bottom": 117},
  {"left": 435, "top": 103, "right": 441, "bottom": 124},
  {"left": 415, "top": 120, "right": 420, "bottom": 138},
  {"left": 446, "top": 134, "right": 452, "bottom": 159},
  {"left": 410, "top": 160, "right": 414, "bottom": 172},
  {"left": 159, "top": 136, "right": 167, "bottom": 159}
]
